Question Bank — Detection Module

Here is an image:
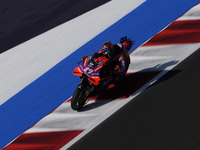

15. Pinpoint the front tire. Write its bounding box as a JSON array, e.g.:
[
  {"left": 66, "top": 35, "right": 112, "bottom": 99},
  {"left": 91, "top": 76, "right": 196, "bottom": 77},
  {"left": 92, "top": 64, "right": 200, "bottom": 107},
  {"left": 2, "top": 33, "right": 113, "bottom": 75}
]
[{"left": 71, "top": 87, "right": 86, "bottom": 110}]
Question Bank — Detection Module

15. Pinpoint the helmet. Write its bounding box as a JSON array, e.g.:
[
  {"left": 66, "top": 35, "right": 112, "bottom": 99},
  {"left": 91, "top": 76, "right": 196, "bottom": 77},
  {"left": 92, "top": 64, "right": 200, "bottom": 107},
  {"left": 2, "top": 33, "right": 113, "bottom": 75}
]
[{"left": 101, "top": 41, "right": 114, "bottom": 58}]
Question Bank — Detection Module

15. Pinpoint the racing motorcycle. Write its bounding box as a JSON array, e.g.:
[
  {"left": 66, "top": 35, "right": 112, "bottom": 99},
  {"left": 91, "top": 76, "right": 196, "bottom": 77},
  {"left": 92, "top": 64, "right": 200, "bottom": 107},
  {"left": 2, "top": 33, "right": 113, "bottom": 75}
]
[
  {"left": 71, "top": 54, "right": 113, "bottom": 110},
  {"left": 71, "top": 38, "right": 133, "bottom": 110}
]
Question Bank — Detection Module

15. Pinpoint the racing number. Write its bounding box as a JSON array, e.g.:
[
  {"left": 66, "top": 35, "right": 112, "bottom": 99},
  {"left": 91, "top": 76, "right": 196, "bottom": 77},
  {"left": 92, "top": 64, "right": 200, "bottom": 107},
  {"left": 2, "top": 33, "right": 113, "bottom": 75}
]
[{"left": 84, "top": 67, "right": 93, "bottom": 74}]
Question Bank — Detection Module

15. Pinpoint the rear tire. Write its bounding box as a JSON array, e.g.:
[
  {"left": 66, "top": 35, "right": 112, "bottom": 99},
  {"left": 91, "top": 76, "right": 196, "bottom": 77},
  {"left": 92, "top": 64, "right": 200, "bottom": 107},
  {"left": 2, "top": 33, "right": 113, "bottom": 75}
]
[{"left": 71, "top": 87, "right": 86, "bottom": 110}]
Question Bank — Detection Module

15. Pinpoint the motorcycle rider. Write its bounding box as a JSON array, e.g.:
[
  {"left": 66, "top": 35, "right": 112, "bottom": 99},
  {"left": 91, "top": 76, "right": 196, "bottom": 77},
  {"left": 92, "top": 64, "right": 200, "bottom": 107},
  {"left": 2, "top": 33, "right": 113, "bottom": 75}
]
[{"left": 82, "top": 36, "right": 134, "bottom": 81}]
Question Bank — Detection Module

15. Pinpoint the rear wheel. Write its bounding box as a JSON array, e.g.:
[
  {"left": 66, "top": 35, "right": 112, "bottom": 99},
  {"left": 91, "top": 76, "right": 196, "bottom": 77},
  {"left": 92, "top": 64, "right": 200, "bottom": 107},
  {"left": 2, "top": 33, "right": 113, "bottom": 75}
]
[{"left": 71, "top": 87, "right": 87, "bottom": 110}]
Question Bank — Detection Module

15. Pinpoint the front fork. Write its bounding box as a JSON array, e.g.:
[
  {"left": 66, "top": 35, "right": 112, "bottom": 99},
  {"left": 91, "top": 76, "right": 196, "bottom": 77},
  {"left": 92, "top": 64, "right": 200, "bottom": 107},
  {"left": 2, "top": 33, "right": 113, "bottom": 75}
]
[{"left": 78, "top": 78, "right": 96, "bottom": 99}]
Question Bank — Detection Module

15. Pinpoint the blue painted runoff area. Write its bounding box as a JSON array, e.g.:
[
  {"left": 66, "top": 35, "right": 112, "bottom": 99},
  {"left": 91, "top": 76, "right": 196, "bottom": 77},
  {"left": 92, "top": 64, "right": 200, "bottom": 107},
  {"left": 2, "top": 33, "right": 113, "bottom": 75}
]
[{"left": 0, "top": 0, "right": 199, "bottom": 148}]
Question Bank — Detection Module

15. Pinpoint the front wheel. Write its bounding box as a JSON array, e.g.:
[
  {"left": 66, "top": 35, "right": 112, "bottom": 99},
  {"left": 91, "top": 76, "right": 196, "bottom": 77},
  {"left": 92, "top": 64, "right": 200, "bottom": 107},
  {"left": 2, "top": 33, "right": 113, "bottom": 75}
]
[{"left": 71, "top": 87, "right": 86, "bottom": 110}]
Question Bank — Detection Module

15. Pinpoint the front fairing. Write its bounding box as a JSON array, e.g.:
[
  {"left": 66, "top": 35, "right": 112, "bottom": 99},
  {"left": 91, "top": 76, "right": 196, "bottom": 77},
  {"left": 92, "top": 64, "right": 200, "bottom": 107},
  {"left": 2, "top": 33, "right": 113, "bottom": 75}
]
[{"left": 73, "top": 56, "right": 109, "bottom": 85}]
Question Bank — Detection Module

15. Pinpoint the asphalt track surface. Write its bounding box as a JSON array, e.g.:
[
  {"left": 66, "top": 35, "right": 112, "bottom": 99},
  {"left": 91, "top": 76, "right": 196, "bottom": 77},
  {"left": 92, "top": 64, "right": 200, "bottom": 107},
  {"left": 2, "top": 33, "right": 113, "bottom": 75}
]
[
  {"left": 1, "top": 0, "right": 200, "bottom": 149},
  {"left": 69, "top": 48, "right": 200, "bottom": 150}
]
